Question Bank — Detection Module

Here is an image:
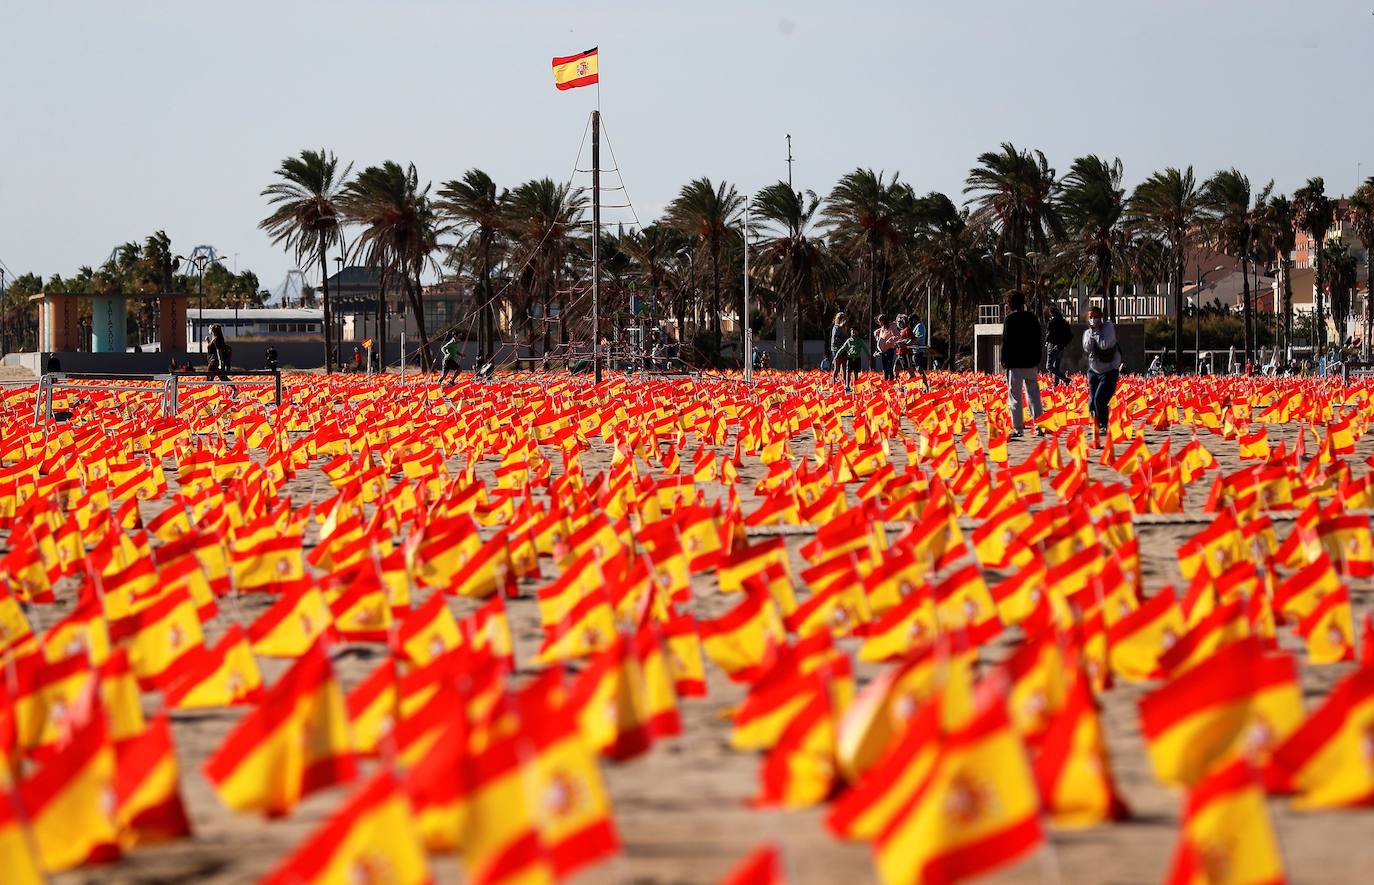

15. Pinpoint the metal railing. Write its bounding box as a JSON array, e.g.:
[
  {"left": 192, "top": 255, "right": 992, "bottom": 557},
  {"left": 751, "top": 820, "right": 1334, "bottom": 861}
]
[
  {"left": 35, "top": 373, "right": 175, "bottom": 422},
  {"left": 36, "top": 369, "right": 283, "bottom": 421},
  {"left": 169, "top": 370, "right": 283, "bottom": 412}
]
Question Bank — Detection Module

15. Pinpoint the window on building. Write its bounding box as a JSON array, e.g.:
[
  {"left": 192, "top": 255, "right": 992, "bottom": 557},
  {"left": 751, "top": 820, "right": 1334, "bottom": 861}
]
[{"left": 423, "top": 301, "right": 453, "bottom": 332}]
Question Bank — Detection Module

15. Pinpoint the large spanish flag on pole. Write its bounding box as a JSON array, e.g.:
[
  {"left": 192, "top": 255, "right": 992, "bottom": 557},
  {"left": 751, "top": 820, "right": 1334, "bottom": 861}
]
[{"left": 552, "top": 47, "right": 599, "bottom": 90}]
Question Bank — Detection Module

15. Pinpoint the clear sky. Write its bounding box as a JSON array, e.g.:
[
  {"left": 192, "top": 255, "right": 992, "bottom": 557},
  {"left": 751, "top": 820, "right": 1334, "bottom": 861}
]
[{"left": 2, "top": 0, "right": 1371, "bottom": 294}]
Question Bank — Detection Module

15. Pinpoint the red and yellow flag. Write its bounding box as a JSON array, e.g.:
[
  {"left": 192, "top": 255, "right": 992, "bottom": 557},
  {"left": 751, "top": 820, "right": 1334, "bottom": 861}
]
[
  {"left": 1268, "top": 663, "right": 1374, "bottom": 807},
  {"left": 719, "top": 842, "right": 785, "bottom": 885},
  {"left": 0, "top": 788, "right": 44, "bottom": 885},
  {"left": 18, "top": 684, "right": 120, "bottom": 872},
  {"left": 1164, "top": 759, "right": 1285, "bottom": 885},
  {"left": 1139, "top": 637, "right": 1303, "bottom": 787},
  {"left": 202, "top": 642, "right": 357, "bottom": 816},
  {"left": 552, "top": 48, "right": 599, "bottom": 90},
  {"left": 261, "top": 770, "right": 432, "bottom": 885},
  {"left": 872, "top": 696, "right": 1043, "bottom": 885},
  {"left": 113, "top": 713, "right": 192, "bottom": 848}
]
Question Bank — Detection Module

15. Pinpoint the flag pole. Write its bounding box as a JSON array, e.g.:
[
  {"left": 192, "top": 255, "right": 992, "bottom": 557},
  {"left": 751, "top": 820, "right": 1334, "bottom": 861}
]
[{"left": 592, "top": 109, "right": 602, "bottom": 384}]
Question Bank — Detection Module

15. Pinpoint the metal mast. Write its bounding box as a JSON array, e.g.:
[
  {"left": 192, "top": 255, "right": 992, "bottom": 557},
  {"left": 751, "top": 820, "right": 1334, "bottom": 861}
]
[{"left": 592, "top": 110, "right": 602, "bottom": 383}]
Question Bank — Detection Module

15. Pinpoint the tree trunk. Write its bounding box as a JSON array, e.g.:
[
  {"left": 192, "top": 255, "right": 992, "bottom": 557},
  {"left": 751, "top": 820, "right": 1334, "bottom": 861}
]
[
  {"left": 408, "top": 268, "right": 431, "bottom": 371},
  {"left": 1241, "top": 258, "right": 1253, "bottom": 367},
  {"left": 675, "top": 281, "right": 687, "bottom": 359},
  {"left": 945, "top": 281, "right": 955, "bottom": 371},
  {"left": 1315, "top": 250, "right": 1326, "bottom": 354},
  {"left": 1283, "top": 259, "right": 1294, "bottom": 360},
  {"left": 320, "top": 242, "right": 333, "bottom": 373},
  {"left": 792, "top": 281, "right": 803, "bottom": 370},
  {"left": 479, "top": 236, "right": 491, "bottom": 361},
  {"left": 1366, "top": 255, "right": 1373, "bottom": 361},
  {"left": 1099, "top": 252, "right": 1113, "bottom": 322},
  {"left": 1173, "top": 249, "right": 1185, "bottom": 373},
  {"left": 867, "top": 241, "right": 877, "bottom": 373},
  {"left": 711, "top": 244, "right": 721, "bottom": 366},
  {"left": 376, "top": 266, "right": 388, "bottom": 368},
  {"left": 541, "top": 280, "right": 551, "bottom": 356}
]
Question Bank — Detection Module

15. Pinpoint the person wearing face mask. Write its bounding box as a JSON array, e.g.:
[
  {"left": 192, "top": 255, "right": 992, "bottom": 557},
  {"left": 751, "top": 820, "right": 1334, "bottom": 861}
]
[{"left": 1083, "top": 305, "right": 1122, "bottom": 447}]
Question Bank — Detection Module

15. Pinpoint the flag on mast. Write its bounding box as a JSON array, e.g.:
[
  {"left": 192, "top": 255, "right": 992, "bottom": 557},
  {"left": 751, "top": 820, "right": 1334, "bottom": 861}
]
[{"left": 552, "top": 47, "right": 599, "bottom": 90}]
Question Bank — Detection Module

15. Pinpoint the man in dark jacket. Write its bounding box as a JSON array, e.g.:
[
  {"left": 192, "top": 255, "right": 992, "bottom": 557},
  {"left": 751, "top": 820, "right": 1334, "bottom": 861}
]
[
  {"left": 1044, "top": 304, "right": 1072, "bottom": 386},
  {"left": 1000, "top": 291, "right": 1043, "bottom": 437}
]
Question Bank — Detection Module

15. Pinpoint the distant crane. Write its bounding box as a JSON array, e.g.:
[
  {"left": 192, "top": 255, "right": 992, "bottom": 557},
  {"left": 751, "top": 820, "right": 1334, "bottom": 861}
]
[{"left": 275, "top": 269, "right": 310, "bottom": 307}]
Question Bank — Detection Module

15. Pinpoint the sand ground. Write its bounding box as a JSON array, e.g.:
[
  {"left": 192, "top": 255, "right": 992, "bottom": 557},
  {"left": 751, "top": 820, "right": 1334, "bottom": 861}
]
[{"left": 28, "top": 380, "right": 1374, "bottom": 885}]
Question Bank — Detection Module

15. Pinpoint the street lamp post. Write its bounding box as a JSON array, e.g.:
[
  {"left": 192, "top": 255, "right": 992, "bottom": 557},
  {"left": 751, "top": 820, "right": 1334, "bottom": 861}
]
[
  {"left": 174, "top": 253, "right": 227, "bottom": 350},
  {"left": 1195, "top": 264, "right": 1225, "bottom": 374},
  {"left": 333, "top": 257, "right": 344, "bottom": 372}
]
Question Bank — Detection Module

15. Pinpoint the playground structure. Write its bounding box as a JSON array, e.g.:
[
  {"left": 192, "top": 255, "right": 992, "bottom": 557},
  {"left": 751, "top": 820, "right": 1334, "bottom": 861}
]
[{"left": 34, "top": 369, "right": 284, "bottom": 422}]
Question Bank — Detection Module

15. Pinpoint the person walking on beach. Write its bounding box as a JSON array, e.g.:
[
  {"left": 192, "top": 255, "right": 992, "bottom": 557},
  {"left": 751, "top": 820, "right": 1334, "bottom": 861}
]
[
  {"left": 838, "top": 327, "right": 868, "bottom": 393},
  {"left": 1084, "top": 304, "right": 1122, "bottom": 447},
  {"left": 1045, "top": 304, "right": 1072, "bottom": 386},
  {"left": 1000, "top": 292, "right": 1043, "bottom": 437},
  {"left": 439, "top": 333, "right": 463, "bottom": 384},
  {"left": 830, "top": 312, "right": 849, "bottom": 385},
  {"left": 874, "top": 314, "right": 900, "bottom": 380},
  {"left": 910, "top": 317, "right": 930, "bottom": 389},
  {"left": 205, "top": 323, "right": 237, "bottom": 397}
]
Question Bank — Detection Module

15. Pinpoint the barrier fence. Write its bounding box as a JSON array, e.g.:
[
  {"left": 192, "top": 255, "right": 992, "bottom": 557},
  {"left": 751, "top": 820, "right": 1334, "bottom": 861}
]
[{"left": 35, "top": 370, "right": 283, "bottom": 421}]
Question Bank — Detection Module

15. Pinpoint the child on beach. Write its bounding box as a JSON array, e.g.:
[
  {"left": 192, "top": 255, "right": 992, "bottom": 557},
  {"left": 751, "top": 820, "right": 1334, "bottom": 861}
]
[{"left": 838, "top": 330, "right": 868, "bottom": 393}]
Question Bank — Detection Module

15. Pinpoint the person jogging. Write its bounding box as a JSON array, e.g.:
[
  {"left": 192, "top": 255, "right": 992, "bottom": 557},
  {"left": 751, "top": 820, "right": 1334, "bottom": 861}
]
[{"left": 439, "top": 333, "right": 463, "bottom": 384}]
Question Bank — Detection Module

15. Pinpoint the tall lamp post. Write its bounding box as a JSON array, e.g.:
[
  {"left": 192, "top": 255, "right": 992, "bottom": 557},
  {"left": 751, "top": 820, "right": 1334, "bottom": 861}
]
[
  {"left": 175, "top": 252, "right": 226, "bottom": 349},
  {"left": 334, "top": 257, "right": 344, "bottom": 371},
  {"left": 1004, "top": 252, "right": 1043, "bottom": 312},
  {"left": 1195, "top": 264, "right": 1225, "bottom": 374}
]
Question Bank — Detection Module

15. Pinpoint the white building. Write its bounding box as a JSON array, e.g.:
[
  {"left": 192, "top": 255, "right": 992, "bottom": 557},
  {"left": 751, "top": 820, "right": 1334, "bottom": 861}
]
[{"left": 187, "top": 308, "right": 323, "bottom": 351}]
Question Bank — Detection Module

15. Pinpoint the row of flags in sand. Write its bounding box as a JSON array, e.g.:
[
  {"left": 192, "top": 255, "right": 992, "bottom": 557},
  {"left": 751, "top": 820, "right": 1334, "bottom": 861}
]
[{"left": 0, "top": 369, "right": 1372, "bottom": 883}]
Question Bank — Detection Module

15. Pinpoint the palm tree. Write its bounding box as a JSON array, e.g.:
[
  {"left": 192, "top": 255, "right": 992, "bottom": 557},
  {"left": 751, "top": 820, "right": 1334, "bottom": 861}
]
[
  {"left": 340, "top": 161, "right": 440, "bottom": 370},
  {"left": 503, "top": 178, "right": 587, "bottom": 356},
  {"left": 622, "top": 224, "right": 691, "bottom": 347},
  {"left": 1201, "top": 169, "right": 1269, "bottom": 363},
  {"left": 751, "top": 182, "right": 834, "bottom": 369},
  {"left": 822, "top": 169, "right": 904, "bottom": 370},
  {"left": 438, "top": 169, "right": 507, "bottom": 360},
  {"left": 1059, "top": 155, "right": 1125, "bottom": 320},
  {"left": 902, "top": 192, "right": 997, "bottom": 367},
  {"left": 964, "top": 143, "right": 1063, "bottom": 303},
  {"left": 1293, "top": 177, "right": 1335, "bottom": 353},
  {"left": 260, "top": 149, "right": 351, "bottom": 372},
  {"left": 1264, "top": 195, "right": 1298, "bottom": 354},
  {"left": 666, "top": 178, "right": 744, "bottom": 364},
  {"left": 1129, "top": 167, "right": 1202, "bottom": 371},
  {"left": 1323, "top": 240, "right": 1359, "bottom": 345},
  {"left": 1346, "top": 178, "right": 1374, "bottom": 355}
]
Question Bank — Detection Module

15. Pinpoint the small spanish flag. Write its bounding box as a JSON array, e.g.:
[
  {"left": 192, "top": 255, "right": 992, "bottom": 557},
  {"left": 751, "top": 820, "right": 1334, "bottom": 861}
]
[
  {"left": 361, "top": 337, "right": 374, "bottom": 350},
  {"left": 552, "top": 47, "right": 599, "bottom": 90}
]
